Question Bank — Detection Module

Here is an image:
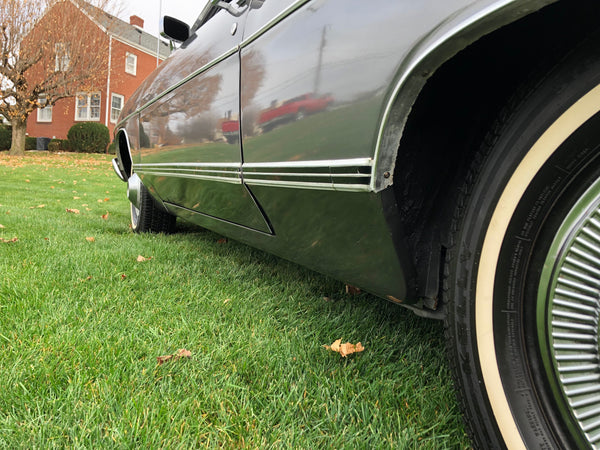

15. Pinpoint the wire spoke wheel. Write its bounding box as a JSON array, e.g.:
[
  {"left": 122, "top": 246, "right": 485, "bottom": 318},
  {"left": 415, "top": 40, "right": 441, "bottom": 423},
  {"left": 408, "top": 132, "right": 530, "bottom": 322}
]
[{"left": 538, "top": 178, "right": 600, "bottom": 447}]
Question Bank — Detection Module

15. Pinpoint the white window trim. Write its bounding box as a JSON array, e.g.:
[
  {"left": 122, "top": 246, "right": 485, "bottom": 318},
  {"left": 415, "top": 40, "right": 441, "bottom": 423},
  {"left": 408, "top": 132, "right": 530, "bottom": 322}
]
[
  {"left": 38, "top": 106, "right": 53, "bottom": 123},
  {"left": 125, "top": 52, "right": 137, "bottom": 76},
  {"left": 75, "top": 92, "right": 102, "bottom": 122},
  {"left": 110, "top": 93, "right": 125, "bottom": 123},
  {"left": 37, "top": 95, "right": 52, "bottom": 123}
]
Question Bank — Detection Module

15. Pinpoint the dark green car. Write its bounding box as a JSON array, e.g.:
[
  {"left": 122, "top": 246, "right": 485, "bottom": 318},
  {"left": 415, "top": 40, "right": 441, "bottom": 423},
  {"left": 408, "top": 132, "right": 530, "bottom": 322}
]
[{"left": 112, "top": 0, "right": 600, "bottom": 447}]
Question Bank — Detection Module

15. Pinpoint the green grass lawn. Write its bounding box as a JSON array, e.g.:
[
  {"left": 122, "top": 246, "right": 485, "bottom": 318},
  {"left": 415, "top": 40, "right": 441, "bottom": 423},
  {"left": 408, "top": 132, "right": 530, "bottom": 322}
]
[{"left": 0, "top": 152, "right": 468, "bottom": 448}]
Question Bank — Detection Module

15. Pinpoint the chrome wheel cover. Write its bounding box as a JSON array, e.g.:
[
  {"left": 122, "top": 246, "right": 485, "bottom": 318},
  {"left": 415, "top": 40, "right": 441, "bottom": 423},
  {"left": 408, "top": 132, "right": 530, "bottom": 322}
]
[{"left": 538, "top": 176, "right": 600, "bottom": 447}]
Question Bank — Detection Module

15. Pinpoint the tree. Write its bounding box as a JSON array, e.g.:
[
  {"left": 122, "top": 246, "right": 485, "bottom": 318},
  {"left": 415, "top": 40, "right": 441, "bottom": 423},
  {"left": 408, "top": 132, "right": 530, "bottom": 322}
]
[{"left": 0, "top": 0, "right": 117, "bottom": 155}]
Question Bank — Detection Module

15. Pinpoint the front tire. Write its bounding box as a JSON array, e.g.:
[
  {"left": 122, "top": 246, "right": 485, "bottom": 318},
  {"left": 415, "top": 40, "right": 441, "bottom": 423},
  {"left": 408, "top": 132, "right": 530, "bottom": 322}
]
[
  {"left": 446, "top": 38, "right": 600, "bottom": 448},
  {"left": 131, "top": 182, "right": 176, "bottom": 234}
]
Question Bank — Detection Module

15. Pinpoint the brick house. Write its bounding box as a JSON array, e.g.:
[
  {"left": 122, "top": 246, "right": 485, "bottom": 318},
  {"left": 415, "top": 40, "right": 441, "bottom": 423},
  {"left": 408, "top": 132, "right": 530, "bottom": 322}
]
[{"left": 26, "top": 0, "right": 170, "bottom": 141}]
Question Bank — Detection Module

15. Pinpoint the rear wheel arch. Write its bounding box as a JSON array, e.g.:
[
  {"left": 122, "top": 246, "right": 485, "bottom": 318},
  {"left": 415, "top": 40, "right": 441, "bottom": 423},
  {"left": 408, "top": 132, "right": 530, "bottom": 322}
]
[{"left": 382, "top": 0, "right": 600, "bottom": 307}]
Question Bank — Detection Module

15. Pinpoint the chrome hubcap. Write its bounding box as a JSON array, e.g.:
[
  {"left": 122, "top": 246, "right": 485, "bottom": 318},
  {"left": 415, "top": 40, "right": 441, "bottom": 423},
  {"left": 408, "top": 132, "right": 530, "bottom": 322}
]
[{"left": 539, "top": 177, "right": 600, "bottom": 447}]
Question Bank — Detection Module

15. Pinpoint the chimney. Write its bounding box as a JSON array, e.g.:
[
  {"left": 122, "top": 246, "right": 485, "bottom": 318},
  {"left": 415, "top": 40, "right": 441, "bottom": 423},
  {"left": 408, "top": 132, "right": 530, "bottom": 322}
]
[{"left": 129, "top": 15, "right": 144, "bottom": 29}]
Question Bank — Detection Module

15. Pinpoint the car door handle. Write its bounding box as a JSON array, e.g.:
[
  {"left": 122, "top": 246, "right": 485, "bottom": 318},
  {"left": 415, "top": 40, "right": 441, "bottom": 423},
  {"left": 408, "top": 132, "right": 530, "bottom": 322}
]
[{"left": 216, "top": 1, "right": 248, "bottom": 17}]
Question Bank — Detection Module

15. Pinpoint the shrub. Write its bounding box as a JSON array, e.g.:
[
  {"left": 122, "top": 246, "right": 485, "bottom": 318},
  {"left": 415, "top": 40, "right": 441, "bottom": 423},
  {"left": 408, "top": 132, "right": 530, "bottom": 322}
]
[
  {"left": 48, "top": 140, "right": 60, "bottom": 153},
  {"left": 60, "top": 139, "right": 71, "bottom": 151},
  {"left": 67, "top": 122, "right": 110, "bottom": 153},
  {"left": 107, "top": 142, "right": 116, "bottom": 154},
  {"left": 25, "top": 137, "right": 37, "bottom": 150},
  {"left": 0, "top": 125, "right": 11, "bottom": 151},
  {"left": 48, "top": 139, "right": 71, "bottom": 152}
]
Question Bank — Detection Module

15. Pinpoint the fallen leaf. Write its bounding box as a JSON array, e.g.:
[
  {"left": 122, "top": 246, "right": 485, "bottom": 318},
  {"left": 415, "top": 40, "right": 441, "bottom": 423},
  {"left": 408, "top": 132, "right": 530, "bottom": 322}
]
[
  {"left": 0, "top": 237, "right": 18, "bottom": 243},
  {"left": 104, "top": 198, "right": 110, "bottom": 202},
  {"left": 101, "top": 212, "right": 109, "bottom": 220},
  {"left": 323, "top": 339, "right": 365, "bottom": 357},
  {"left": 121, "top": 274, "right": 126, "bottom": 280},
  {"left": 157, "top": 348, "right": 192, "bottom": 365},
  {"left": 66, "top": 208, "right": 80, "bottom": 214},
  {"left": 345, "top": 285, "right": 361, "bottom": 296},
  {"left": 85, "top": 237, "right": 95, "bottom": 242},
  {"left": 217, "top": 238, "right": 227, "bottom": 244},
  {"left": 224, "top": 298, "right": 231, "bottom": 304},
  {"left": 37, "top": 205, "right": 46, "bottom": 208},
  {"left": 25, "top": 179, "right": 30, "bottom": 183},
  {"left": 73, "top": 196, "right": 81, "bottom": 200},
  {"left": 0, "top": 224, "right": 4, "bottom": 228},
  {"left": 137, "top": 255, "right": 152, "bottom": 262}
]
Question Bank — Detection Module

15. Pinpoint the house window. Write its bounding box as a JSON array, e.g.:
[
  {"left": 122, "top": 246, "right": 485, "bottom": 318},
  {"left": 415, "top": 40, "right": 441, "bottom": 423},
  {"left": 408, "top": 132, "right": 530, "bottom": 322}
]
[
  {"left": 75, "top": 92, "right": 101, "bottom": 121},
  {"left": 111, "top": 93, "right": 124, "bottom": 123},
  {"left": 55, "top": 43, "right": 70, "bottom": 72},
  {"left": 37, "top": 95, "right": 52, "bottom": 122},
  {"left": 125, "top": 52, "right": 137, "bottom": 75}
]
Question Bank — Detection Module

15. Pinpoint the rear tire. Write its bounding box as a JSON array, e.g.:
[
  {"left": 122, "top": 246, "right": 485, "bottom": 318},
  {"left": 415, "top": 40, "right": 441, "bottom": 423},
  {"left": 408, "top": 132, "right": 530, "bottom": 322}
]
[
  {"left": 445, "top": 38, "right": 600, "bottom": 448},
  {"left": 131, "top": 182, "right": 176, "bottom": 234}
]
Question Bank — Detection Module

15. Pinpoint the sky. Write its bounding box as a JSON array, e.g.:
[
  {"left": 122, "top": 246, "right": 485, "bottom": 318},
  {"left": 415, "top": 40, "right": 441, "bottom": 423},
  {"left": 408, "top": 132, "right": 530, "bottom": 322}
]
[{"left": 118, "top": 0, "right": 205, "bottom": 37}]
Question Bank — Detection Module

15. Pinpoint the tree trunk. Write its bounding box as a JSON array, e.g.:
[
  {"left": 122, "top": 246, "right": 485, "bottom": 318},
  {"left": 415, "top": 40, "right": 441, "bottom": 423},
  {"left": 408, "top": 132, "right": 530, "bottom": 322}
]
[{"left": 9, "top": 118, "right": 27, "bottom": 156}]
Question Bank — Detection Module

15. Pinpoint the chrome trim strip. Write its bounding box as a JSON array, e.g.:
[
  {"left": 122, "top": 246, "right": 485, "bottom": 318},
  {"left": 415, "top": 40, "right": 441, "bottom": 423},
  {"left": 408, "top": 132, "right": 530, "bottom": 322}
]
[
  {"left": 135, "top": 158, "right": 374, "bottom": 192},
  {"left": 244, "top": 178, "right": 371, "bottom": 192},
  {"left": 244, "top": 172, "right": 331, "bottom": 178},
  {"left": 135, "top": 162, "right": 241, "bottom": 169},
  {"left": 240, "top": 0, "right": 312, "bottom": 49},
  {"left": 136, "top": 171, "right": 242, "bottom": 185},
  {"left": 243, "top": 157, "right": 373, "bottom": 169}
]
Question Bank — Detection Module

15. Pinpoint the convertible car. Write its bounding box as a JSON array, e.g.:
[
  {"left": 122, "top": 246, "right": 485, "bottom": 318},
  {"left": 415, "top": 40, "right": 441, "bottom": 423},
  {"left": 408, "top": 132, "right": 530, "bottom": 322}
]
[{"left": 112, "top": 0, "right": 600, "bottom": 447}]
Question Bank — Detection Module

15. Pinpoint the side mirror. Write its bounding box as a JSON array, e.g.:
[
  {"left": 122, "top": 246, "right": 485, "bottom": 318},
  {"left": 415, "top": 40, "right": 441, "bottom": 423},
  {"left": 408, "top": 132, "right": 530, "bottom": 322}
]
[{"left": 161, "top": 16, "right": 190, "bottom": 43}]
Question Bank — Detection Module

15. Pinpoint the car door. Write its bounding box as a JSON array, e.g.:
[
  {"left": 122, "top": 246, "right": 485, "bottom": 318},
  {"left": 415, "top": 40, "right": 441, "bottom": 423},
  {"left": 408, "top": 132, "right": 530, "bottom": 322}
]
[{"left": 134, "top": 1, "right": 271, "bottom": 233}]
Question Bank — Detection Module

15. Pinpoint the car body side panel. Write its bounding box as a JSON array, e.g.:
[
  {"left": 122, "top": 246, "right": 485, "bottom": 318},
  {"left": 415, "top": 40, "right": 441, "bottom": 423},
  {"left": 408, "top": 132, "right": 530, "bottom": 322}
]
[
  {"left": 165, "top": 186, "right": 412, "bottom": 302},
  {"left": 123, "top": 7, "right": 270, "bottom": 233},
  {"left": 115, "top": 0, "right": 558, "bottom": 304}
]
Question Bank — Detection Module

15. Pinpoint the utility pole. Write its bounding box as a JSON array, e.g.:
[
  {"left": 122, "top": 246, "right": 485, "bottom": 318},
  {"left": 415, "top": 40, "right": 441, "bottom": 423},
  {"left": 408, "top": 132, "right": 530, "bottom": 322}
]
[{"left": 313, "top": 25, "right": 327, "bottom": 94}]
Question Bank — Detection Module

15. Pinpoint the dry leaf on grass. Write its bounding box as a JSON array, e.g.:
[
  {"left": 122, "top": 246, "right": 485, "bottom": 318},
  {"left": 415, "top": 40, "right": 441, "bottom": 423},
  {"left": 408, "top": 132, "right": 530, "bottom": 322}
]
[
  {"left": 85, "top": 237, "right": 95, "bottom": 242},
  {"left": 66, "top": 208, "right": 80, "bottom": 214},
  {"left": 0, "top": 237, "right": 18, "bottom": 243},
  {"left": 0, "top": 224, "right": 4, "bottom": 228},
  {"left": 137, "top": 255, "right": 152, "bottom": 262},
  {"left": 345, "top": 284, "right": 361, "bottom": 295},
  {"left": 157, "top": 348, "right": 192, "bottom": 365},
  {"left": 323, "top": 339, "right": 365, "bottom": 357},
  {"left": 217, "top": 238, "right": 228, "bottom": 244},
  {"left": 101, "top": 212, "right": 109, "bottom": 220}
]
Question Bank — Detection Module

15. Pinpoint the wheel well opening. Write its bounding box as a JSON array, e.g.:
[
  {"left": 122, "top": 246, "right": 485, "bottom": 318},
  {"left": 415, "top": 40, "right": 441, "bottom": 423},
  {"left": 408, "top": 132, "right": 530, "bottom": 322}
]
[
  {"left": 390, "top": 0, "right": 600, "bottom": 306},
  {"left": 117, "top": 130, "right": 132, "bottom": 178}
]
